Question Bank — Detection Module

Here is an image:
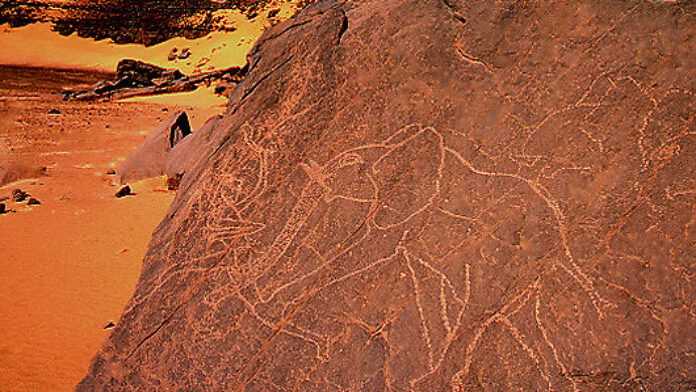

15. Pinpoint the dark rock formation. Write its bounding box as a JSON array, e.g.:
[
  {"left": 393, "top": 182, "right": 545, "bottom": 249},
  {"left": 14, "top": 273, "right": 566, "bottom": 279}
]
[
  {"left": 116, "top": 111, "right": 192, "bottom": 183},
  {"left": 114, "top": 185, "right": 133, "bottom": 198},
  {"left": 115, "top": 60, "right": 170, "bottom": 88},
  {"left": 178, "top": 48, "right": 192, "bottom": 60},
  {"left": 164, "top": 115, "right": 223, "bottom": 188},
  {"left": 27, "top": 197, "right": 41, "bottom": 206},
  {"left": 1, "top": 0, "right": 289, "bottom": 46},
  {"left": 77, "top": 0, "right": 696, "bottom": 390},
  {"left": 62, "top": 60, "right": 246, "bottom": 102},
  {"left": 0, "top": 203, "right": 6, "bottom": 214},
  {"left": 11, "top": 189, "right": 29, "bottom": 202}
]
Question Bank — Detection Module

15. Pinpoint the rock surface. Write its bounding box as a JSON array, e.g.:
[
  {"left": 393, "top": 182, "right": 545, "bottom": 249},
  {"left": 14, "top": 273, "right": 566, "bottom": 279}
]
[
  {"left": 114, "top": 185, "right": 133, "bottom": 199},
  {"left": 116, "top": 111, "right": 191, "bottom": 183},
  {"left": 77, "top": 0, "right": 696, "bottom": 390},
  {"left": 164, "top": 114, "right": 223, "bottom": 188}
]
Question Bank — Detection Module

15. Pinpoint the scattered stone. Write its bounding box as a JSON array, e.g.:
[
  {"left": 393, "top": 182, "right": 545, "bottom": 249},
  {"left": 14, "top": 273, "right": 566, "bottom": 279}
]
[
  {"left": 63, "top": 60, "right": 246, "bottom": 102},
  {"left": 166, "top": 174, "right": 182, "bottom": 191},
  {"left": 106, "top": 169, "right": 116, "bottom": 175},
  {"left": 104, "top": 322, "right": 116, "bottom": 330},
  {"left": 12, "top": 189, "right": 28, "bottom": 202},
  {"left": 213, "top": 84, "right": 228, "bottom": 96},
  {"left": 114, "top": 185, "right": 132, "bottom": 198},
  {"left": 177, "top": 48, "right": 191, "bottom": 60},
  {"left": 47, "top": 108, "right": 61, "bottom": 115},
  {"left": 27, "top": 197, "right": 41, "bottom": 206},
  {"left": 168, "top": 47, "right": 178, "bottom": 61},
  {"left": 267, "top": 8, "right": 280, "bottom": 18}
]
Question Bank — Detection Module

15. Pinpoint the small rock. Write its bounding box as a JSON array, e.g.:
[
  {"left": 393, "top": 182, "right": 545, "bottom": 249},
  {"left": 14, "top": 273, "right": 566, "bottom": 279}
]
[
  {"left": 106, "top": 169, "right": 116, "bottom": 175},
  {"left": 104, "top": 321, "right": 116, "bottom": 330},
  {"left": 167, "top": 175, "right": 182, "bottom": 191},
  {"left": 48, "top": 108, "right": 61, "bottom": 115},
  {"left": 177, "top": 48, "right": 191, "bottom": 60},
  {"left": 214, "top": 84, "right": 228, "bottom": 95},
  {"left": 168, "top": 48, "right": 178, "bottom": 61},
  {"left": 115, "top": 185, "right": 133, "bottom": 198},
  {"left": 27, "top": 197, "right": 41, "bottom": 206},
  {"left": 12, "top": 189, "right": 28, "bottom": 202},
  {"left": 0, "top": 203, "right": 6, "bottom": 214},
  {"left": 268, "top": 8, "right": 280, "bottom": 18}
]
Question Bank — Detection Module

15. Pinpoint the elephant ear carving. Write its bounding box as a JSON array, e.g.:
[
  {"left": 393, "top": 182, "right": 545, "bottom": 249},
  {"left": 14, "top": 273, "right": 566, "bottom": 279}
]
[{"left": 372, "top": 126, "right": 445, "bottom": 229}]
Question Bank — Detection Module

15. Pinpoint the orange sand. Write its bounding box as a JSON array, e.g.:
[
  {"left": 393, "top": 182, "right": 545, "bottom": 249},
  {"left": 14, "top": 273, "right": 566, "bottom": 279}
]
[
  {"left": 0, "top": 3, "right": 299, "bottom": 388},
  {"left": 0, "top": 65, "right": 216, "bottom": 390}
]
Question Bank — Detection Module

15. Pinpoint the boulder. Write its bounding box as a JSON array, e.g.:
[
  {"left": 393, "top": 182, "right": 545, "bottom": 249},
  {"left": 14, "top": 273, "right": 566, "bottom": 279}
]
[
  {"left": 77, "top": 0, "right": 696, "bottom": 391},
  {"left": 116, "top": 111, "right": 192, "bottom": 183},
  {"left": 11, "top": 188, "right": 29, "bottom": 202},
  {"left": 115, "top": 59, "right": 168, "bottom": 88},
  {"left": 115, "top": 185, "right": 133, "bottom": 198},
  {"left": 164, "top": 114, "right": 223, "bottom": 189}
]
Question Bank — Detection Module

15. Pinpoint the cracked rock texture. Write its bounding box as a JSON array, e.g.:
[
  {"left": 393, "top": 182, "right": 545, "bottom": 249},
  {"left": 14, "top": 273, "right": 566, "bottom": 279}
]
[{"left": 76, "top": 0, "right": 696, "bottom": 390}]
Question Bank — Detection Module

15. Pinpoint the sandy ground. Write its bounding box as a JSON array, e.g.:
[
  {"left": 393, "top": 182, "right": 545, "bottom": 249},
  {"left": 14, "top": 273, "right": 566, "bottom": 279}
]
[
  {"left": 0, "top": 65, "right": 219, "bottom": 392},
  {"left": 0, "top": 3, "right": 300, "bottom": 389}
]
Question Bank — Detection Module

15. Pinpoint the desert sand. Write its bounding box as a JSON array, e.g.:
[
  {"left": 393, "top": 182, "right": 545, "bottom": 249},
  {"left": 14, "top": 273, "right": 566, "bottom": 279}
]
[
  {"left": 0, "top": 4, "right": 297, "bottom": 389},
  {"left": 0, "top": 65, "right": 202, "bottom": 392}
]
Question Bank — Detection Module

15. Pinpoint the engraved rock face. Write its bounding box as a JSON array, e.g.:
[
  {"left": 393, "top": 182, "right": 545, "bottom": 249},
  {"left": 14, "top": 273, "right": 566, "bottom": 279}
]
[{"left": 77, "top": 0, "right": 696, "bottom": 390}]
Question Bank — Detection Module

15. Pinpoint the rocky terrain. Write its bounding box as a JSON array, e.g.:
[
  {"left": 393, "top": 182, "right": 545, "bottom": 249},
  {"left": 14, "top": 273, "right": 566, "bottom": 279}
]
[
  {"left": 0, "top": 0, "right": 302, "bottom": 45},
  {"left": 61, "top": 59, "right": 246, "bottom": 101},
  {"left": 75, "top": 0, "right": 696, "bottom": 390}
]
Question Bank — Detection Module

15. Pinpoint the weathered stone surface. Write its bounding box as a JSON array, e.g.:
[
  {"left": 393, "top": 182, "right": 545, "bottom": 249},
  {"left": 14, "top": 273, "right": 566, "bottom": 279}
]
[
  {"left": 164, "top": 114, "right": 223, "bottom": 186},
  {"left": 116, "top": 111, "right": 191, "bottom": 183},
  {"left": 77, "top": 0, "right": 696, "bottom": 390}
]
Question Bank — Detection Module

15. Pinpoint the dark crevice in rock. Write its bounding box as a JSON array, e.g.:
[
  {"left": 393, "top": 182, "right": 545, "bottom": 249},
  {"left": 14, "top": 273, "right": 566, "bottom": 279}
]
[
  {"left": 441, "top": 0, "right": 467, "bottom": 24},
  {"left": 337, "top": 9, "right": 348, "bottom": 44},
  {"left": 125, "top": 302, "right": 184, "bottom": 361}
]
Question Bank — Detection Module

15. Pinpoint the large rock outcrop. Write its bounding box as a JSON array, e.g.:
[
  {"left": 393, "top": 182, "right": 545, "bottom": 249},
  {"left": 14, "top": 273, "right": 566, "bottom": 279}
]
[
  {"left": 116, "top": 111, "right": 191, "bottom": 183},
  {"left": 77, "top": 0, "right": 696, "bottom": 390}
]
